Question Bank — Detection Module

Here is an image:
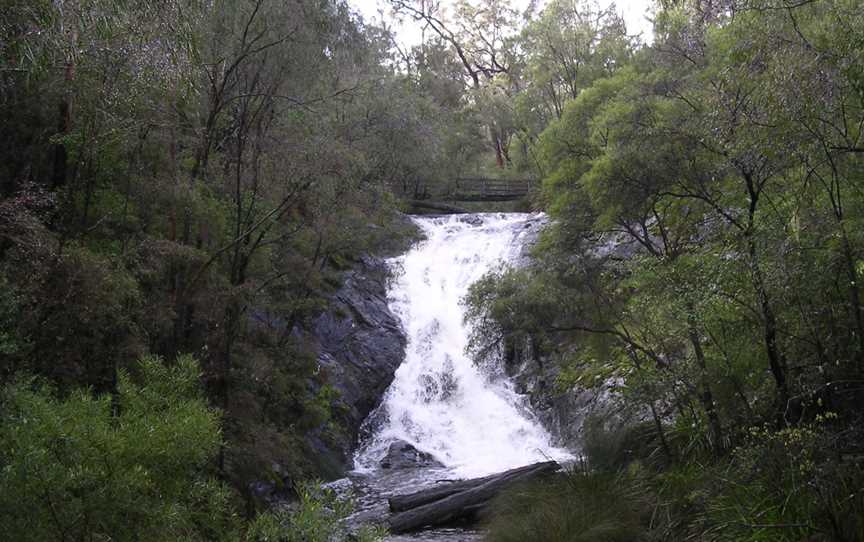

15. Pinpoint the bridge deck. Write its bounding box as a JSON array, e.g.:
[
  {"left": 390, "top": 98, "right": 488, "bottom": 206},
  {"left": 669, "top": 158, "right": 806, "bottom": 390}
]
[{"left": 443, "top": 177, "right": 533, "bottom": 202}]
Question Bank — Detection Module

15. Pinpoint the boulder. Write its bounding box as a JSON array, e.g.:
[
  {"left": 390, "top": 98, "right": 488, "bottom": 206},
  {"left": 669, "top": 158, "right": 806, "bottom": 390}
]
[{"left": 380, "top": 440, "right": 444, "bottom": 470}]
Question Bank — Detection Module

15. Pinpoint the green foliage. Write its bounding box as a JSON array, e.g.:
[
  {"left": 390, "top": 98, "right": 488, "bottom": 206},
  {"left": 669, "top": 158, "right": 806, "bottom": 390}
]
[
  {"left": 582, "top": 416, "right": 669, "bottom": 472},
  {"left": 1, "top": 0, "right": 439, "bottom": 503},
  {"left": 0, "top": 355, "right": 237, "bottom": 541},
  {"left": 0, "top": 274, "right": 26, "bottom": 359},
  {"left": 0, "top": 205, "right": 144, "bottom": 390},
  {"left": 4, "top": 0, "right": 864, "bottom": 539},
  {"left": 485, "top": 471, "right": 649, "bottom": 542},
  {"left": 245, "top": 481, "right": 386, "bottom": 542},
  {"left": 703, "top": 421, "right": 864, "bottom": 541},
  {"left": 515, "top": 0, "right": 633, "bottom": 140}
]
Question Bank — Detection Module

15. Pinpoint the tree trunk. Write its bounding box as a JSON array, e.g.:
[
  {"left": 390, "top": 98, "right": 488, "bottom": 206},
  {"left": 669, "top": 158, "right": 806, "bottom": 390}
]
[
  {"left": 650, "top": 402, "right": 675, "bottom": 463},
  {"left": 52, "top": 60, "right": 75, "bottom": 189},
  {"left": 839, "top": 227, "right": 864, "bottom": 364},
  {"left": 388, "top": 461, "right": 555, "bottom": 513},
  {"left": 388, "top": 461, "right": 560, "bottom": 534},
  {"left": 494, "top": 136, "right": 505, "bottom": 168},
  {"left": 688, "top": 323, "right": 724, "bottom": 454},
  {"left": 746, "top": 233, "right": 790, "bottom": 421}
]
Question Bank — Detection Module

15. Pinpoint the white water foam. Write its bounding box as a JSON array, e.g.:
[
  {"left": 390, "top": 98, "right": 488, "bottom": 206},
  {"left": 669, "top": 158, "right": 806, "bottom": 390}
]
[{"left": 354, "top": 213, "right": 571, "bottom": 478}]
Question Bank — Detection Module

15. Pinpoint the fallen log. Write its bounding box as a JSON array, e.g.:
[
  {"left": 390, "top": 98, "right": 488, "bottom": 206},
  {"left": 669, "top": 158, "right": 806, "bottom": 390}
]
[
  {"left": 387, "top": 461, "right": 559, "bottom": 533},
  {"left": 388, "top": 461, "right": 554, "bottom": 513},
  {"left": 407, "top": 200, "right": 469, "bottom": 214}
]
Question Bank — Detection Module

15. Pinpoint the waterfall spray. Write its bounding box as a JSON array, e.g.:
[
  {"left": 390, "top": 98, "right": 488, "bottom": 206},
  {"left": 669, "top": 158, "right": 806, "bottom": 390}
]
[{"left": 354, "top": 213, "right": 571, "bottom": 478}]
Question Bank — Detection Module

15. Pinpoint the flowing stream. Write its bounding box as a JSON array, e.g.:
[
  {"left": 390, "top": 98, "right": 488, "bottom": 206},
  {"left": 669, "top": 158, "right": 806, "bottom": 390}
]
[{"left": 345, "top": 213, "right": 571, "bottom": 540}]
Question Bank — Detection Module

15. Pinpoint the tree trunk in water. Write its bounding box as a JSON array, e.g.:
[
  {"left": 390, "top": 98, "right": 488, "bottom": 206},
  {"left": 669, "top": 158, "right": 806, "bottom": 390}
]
[
  {"left": 387, "top": 461, "right": 560, "bottom": 533},
  {"left": 388, "top": 462, "right": 556, "bottom": 513}
]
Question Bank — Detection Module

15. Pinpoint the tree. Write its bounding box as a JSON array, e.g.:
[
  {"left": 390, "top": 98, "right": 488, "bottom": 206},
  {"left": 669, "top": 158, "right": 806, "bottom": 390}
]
[
  {"left": 517, "top": 0, "right": 632, "bottom": 123},
  {"left": 389, "top": 0, "right": 520, "bottom": 167}
]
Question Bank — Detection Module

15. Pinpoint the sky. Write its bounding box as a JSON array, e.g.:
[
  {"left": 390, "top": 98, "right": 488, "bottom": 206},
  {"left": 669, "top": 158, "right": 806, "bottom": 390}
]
[{"left": 348, "top": 0, "right": 656, "bottom": 46}]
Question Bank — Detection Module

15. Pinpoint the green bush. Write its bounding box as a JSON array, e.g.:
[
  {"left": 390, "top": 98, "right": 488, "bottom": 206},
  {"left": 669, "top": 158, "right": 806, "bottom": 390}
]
[
  {"left": 703, "top": 422, "right": 864, "bottom": 542},
  {"left": 0, "top": 355, "right": 238, "bottom": 541},
  {"left": 245, "top": 481, "right": 386, "bottom": 542},
  {"left": 484, "top": 471, "right": 649, "bottom": 542}
]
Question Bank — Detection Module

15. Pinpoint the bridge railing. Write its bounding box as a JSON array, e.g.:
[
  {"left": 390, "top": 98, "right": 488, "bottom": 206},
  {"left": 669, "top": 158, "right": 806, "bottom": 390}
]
[{"left": 446, "top": 177, "right": 534, "bottom": 201}]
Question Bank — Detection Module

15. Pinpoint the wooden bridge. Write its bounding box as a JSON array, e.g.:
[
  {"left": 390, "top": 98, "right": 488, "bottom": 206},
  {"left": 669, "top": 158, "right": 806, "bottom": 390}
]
[
  {"left": 408, "top": 177, "right": 536, "bottom": 214},
  {"left": 444, "top": 177, "right": 533, "bottom": 202}
]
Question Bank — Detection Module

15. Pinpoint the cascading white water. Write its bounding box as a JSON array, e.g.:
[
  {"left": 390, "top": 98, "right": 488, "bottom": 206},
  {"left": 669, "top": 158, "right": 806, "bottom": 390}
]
[{"left": 354, "top": 213, "right": 571, "bottom": 479}]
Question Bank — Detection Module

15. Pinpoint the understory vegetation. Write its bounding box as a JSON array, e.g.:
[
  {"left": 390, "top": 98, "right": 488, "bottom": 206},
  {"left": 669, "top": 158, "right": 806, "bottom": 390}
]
[{"left": 3, "top": 0, "right": 864, "bottom": 539}]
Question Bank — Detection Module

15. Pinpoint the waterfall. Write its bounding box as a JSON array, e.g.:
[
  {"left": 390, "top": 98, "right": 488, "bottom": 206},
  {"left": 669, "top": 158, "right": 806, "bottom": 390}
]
[{"left": 354, "top": 213, "right": 571, "bottom": 478}]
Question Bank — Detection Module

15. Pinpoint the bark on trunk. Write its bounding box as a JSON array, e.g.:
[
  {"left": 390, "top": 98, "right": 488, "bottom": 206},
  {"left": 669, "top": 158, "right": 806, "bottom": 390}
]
[
  {"left": 746, "top": 233, "right": 790, "bottom": 420},
  {"left": 839, "top": 228, "right": 864, "bottom": 364}
]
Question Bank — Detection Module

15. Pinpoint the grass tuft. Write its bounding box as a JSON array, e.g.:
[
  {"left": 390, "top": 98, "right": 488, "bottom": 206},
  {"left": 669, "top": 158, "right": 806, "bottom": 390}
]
[{"left": 484, "top": 471, "right": 649, "bottom": 542}]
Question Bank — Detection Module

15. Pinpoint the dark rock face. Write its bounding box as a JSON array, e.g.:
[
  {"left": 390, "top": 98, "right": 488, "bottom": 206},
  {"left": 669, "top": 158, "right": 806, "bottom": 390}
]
[
  {"left": 504, "top": 339, "right": 609, "bottom": 450},
  {"left": 305, "top": 254, "right": 408, "bottom": 477},
  {"left": 287, "top": 214, "right": 421, "bottom": 480},
  {"left": 379, "top": 440, "right": 444, "bottom": 470}
]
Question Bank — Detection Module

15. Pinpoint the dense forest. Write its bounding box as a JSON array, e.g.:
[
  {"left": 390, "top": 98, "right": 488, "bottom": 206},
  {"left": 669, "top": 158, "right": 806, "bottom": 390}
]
[{"left": 1, "top": 0, "right": 863, "bottom": 540}]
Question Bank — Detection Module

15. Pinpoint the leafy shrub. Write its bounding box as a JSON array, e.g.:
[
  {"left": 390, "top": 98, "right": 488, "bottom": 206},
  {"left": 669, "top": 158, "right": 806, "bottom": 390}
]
[{"left": 0, "top": 355, "right": 238, "bottom": 541}]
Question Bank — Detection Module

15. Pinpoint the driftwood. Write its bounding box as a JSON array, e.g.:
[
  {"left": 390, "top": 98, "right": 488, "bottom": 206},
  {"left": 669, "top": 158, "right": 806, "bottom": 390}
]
[
  {"left": 388, "top": 461, "right": 552, "bottom": 512},
  {"left": 408, "top": 200, "right": 469, "bottom": 214},
  {"left": 387, "top": 461, "right": 559, "bottom": 534}
]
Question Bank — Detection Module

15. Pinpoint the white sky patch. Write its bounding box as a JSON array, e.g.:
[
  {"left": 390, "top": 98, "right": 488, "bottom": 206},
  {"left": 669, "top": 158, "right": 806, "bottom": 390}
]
[{"left": 349, "top": 0, "right": 655, "bottom": 46}]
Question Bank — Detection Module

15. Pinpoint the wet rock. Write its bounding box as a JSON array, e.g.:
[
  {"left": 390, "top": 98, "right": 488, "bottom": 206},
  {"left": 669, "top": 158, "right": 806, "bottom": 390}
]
[
  {"left": 504, "top": 230, "right": 638, "bottom": 449},
  {"left": 302, "top": 254, "right": 408, "bottom": 477},
  {"left": 458, "top": 215, "right": 483, "bottom": 226},
  {"left": 291, "top": 214, "right": 420, "bottom": 479},
  {"left": 322, "top": 477, "right": 354, "bottom": 500},
  {"left": 380, "top": 440, "right": 444, "bottom": 470}
]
